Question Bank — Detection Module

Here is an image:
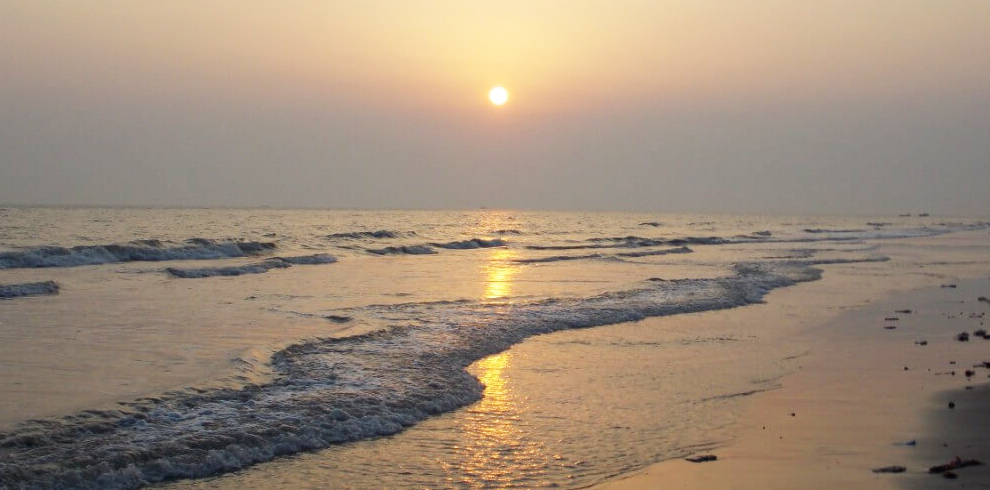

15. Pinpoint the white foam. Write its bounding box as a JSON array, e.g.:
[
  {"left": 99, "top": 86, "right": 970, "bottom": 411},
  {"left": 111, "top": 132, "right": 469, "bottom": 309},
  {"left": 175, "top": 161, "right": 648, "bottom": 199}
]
[
  {"left": 0, "top": 257, "right": 876, "bottom": 489},
  {"left": 0, "top": 240, "right": 276, "bottom": 269}
]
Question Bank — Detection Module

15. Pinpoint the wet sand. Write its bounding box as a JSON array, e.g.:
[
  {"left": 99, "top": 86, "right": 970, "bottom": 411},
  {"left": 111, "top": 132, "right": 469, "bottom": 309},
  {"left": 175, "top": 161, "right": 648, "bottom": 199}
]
[{"left": 596, "top": 278, "right": 990, "bottom": 490}]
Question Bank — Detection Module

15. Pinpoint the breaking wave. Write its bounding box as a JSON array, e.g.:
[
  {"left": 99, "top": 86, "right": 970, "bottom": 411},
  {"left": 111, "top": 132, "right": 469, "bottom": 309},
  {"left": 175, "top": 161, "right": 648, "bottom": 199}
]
[
  {"left": 366, "top": 245, "right": 437, "bottom": 256},
  {"left": 0, "top": 256, "right": 879, "bottom": 490},
  {"left": 167, "top": 261, "right": 290, "bottom": 278},
  {"left": 0, "top": 240, "right": 276, "bottom": 269},
  {"left": 430, "top": 238, "right": 506, "bottom": 250},
  {"left": 365, "top": 239, "right": 505, "bottom": 255},
  {"left": 167, "top": 254, "right": 337, "bottom": 279},
  {"left": 0, "top": 280, "right": 60, "bottom": 299}
]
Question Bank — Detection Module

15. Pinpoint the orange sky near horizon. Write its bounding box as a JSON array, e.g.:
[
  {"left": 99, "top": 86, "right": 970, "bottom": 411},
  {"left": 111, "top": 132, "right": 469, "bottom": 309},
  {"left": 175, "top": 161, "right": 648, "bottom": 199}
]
[
  {"left": 5, "top": 1, "right": 988, "bottom": 116},
  {"left": 1, "top": 1, "right": 988, "bottom": 214}
]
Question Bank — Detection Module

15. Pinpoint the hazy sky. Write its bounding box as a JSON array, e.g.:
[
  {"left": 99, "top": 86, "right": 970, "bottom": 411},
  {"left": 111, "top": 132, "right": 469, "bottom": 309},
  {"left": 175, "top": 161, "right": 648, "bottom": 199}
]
[{"left": 2, "top": 1, "right": 988, "bottom": 215}]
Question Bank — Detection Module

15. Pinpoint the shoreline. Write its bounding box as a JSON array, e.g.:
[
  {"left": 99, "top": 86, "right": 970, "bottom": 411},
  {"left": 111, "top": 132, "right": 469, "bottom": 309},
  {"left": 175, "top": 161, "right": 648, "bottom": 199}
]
[
  {"left": 594, "top": 276, "right": 990, "bottom": 489},
  {"left": 3, "top": 227, "right": 988, "bottom": 489}
]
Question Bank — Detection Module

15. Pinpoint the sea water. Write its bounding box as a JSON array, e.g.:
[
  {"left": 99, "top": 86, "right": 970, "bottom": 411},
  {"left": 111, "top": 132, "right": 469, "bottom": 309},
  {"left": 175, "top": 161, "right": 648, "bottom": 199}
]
[{"left": 0, "top": 208, "right": 986, "bottom": 489}]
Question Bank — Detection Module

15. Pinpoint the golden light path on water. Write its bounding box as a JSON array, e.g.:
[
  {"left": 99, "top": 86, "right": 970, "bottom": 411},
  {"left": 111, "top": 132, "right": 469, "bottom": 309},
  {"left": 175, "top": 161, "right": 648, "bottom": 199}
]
[
  {"left": 482, "top": 247, "right": 520, "bottom": 300},
  {"left": 459, "top": 350, "right": 552, "bottom": 486},
  {"left": 459, "top": 230, "right": 549, "bottom": 485}
]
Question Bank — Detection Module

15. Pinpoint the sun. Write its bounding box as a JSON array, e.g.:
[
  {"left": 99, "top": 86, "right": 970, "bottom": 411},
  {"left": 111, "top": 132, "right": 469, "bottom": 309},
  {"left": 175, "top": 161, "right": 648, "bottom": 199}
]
[{"left": 489, "top": 86, "right": 509, "bottom": 106}]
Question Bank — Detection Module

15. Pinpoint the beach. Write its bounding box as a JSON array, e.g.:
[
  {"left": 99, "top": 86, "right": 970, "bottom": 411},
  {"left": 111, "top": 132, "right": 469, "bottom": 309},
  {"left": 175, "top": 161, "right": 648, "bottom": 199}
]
[
  {"left": 4, "top": 2, "right": 990, "bottom": 488},
  {"left": 0, "top": 209, "right": 987, "bottom": 489},
  {"left": 597, "top": 277, "right": 990, "bottom": 490}
]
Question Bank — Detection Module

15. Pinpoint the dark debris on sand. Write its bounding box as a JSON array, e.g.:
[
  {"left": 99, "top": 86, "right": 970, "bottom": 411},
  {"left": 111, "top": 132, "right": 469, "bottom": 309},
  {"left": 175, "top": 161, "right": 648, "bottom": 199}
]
[{"left": 929, "top": 457, "right": 982, "bottom": 474}]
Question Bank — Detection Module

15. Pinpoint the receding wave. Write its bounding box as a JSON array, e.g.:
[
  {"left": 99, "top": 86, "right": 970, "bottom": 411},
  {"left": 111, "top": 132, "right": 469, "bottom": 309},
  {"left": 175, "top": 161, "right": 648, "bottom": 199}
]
[
  {"left": 430, "top": 238, "right": 506, "bottom": 250},
  {"left": 366, "top": 245, "right": 437, "bottom": 256},
  {"left": 167, "top": 254, "right": 337, "bottom": 278},
  {"left": 0, "top": 280, "right": 60, "bottom": 299},
  {"left": 0, "top": 256, "right": 881, "bottom": 489},
  {"left": 491, "top": 229, "right": 523, "bottom": 235},
  {"left": 0, "top": 240, "right": 276, "bottom": 269},
  {"left": 326, "top": 230, "right": 410, "bottom": 240}
]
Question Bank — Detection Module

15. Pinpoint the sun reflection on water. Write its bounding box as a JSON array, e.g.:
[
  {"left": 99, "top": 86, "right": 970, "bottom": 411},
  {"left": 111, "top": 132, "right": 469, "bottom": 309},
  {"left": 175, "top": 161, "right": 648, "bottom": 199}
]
[
  {"left": 482, "top": 248, "right": 520, "bottom": 301},
  {"left": 460, "top": 350, "right": 545, "bottom": 486}
]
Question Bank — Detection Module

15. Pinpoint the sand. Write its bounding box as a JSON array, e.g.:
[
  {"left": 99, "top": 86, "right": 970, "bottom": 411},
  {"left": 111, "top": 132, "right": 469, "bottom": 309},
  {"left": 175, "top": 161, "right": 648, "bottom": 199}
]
[{"left": 595, "top": 278, "right": 990, "bottom": 490}]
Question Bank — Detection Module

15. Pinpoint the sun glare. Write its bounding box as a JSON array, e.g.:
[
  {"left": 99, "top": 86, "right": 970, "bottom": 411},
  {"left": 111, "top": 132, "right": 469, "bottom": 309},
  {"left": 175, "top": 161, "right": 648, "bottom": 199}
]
[{"left": 489, "top": 86, "right": 508, "bottom": 106}]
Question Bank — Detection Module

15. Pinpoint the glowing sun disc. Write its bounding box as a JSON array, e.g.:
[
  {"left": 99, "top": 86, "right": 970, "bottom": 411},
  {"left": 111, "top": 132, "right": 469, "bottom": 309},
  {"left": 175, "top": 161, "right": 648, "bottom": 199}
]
[{"left": 489, "top": 86, "right": 509, "bottom": 105}]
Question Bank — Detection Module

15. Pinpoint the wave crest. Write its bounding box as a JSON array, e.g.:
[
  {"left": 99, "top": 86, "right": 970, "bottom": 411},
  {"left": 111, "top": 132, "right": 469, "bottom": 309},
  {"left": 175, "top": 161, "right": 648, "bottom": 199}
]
[
  {"left": 430, "top": 238, "right": 506, "bottom": 250},
  {"left": 0, "top": 241, "right": 276, "bottom": 269},
  {"left": 366, "top": 245, "right": 437, "bottom": 256},
  {"left": 167, "top": 254, "right": 337, "bottom": 279},
  {"left": 0, "top": 281, "right": 60, "bottom": 299},
  {"left": 0, "top": 256, "right": 884, "bottom": 489}
]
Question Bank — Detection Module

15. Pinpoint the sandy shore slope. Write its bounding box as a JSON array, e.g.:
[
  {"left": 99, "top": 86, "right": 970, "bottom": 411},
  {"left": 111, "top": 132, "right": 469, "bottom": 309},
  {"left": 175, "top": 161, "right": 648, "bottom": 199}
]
[{"left": 596, "top": 278, "right": 990, "bottom": 490}]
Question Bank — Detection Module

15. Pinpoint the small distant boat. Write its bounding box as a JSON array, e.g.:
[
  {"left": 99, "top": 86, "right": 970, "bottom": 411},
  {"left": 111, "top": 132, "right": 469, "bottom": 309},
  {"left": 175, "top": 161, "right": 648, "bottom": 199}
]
[
  {"left": 918, "top": 213, "right": 929, "bottom": 217},
  {"left": 898, "top": 213, "right": 911, "bottom": 217}
]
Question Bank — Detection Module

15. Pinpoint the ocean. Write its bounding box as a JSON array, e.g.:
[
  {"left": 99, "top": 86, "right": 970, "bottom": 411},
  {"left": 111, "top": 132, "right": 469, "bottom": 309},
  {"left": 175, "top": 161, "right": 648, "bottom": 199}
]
[{"left": 0, "top": 207, "right": 987, "bottom": 489}]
